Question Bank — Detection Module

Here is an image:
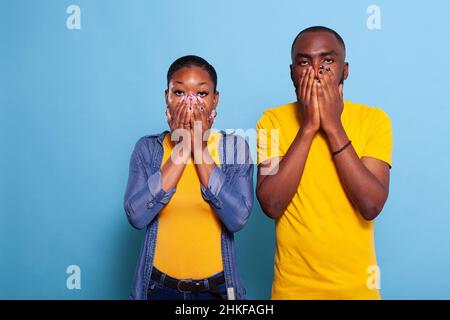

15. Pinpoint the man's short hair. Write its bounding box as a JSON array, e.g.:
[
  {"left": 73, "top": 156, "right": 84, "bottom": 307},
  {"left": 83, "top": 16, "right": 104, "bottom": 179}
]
[{"left": 291, "top": 26, "right": 346, "bottom": 57}]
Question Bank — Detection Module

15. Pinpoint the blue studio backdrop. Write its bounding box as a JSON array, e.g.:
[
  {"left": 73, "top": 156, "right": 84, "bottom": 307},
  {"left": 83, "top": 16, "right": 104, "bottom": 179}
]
[{"left": 1, "top": 0, "right": 450, "bottom": 299}]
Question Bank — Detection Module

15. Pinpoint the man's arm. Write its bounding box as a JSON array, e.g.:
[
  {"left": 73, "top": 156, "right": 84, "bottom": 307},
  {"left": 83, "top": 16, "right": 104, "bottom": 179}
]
[
  {"left": 257, "top": 66, "right": 320, "bottom": 219},
  {"left": 257, "top": 128, "right": 315, "bottom": 219},
  {"left": 323, "top": 126, "right": 390, "bottom": 220},
  {"left": 318, "top": 67, "right": 390, "bottom": 220}
]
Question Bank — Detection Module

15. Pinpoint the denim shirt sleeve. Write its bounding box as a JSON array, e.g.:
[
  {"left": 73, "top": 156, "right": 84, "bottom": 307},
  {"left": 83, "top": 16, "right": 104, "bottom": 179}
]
[
  {"left": 123, "top": 138, "right": 175, "bottom": 230},
  {"left": 201, "top": 135, "right": 254, "bottom": 233}
]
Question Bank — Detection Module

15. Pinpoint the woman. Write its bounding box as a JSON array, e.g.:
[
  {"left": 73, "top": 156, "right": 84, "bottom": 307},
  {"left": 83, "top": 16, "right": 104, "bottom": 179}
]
[{"left": 124, "top": 55, "right": 254, "bottom": 300}]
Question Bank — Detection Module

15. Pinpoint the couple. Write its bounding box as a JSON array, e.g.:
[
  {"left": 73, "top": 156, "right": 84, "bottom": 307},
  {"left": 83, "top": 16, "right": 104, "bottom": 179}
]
[{"left": 123, "top": 26, "right": 393, "bottom": 300}]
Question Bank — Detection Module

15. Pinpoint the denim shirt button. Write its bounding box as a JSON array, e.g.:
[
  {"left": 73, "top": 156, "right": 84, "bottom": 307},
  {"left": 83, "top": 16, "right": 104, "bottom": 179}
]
[{"left": 147, "top": 201, "right": 154, "bottom": 209}]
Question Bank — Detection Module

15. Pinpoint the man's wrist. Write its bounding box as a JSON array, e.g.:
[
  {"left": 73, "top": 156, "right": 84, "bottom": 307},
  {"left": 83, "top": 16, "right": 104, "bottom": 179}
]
[
  {"left": 322, "top": 120, "right": 344, "bottom": 137},
  {"left": 322, "top": 122, "right": 349, "bottom": 152},
  {"left": 300, "top": 125, "right": 319, "bottom": 138}
]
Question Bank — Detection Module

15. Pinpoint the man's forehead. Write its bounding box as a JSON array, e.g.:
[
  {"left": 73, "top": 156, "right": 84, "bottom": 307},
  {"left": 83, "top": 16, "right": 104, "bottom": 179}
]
[{"left": 292, "top": 31, "right": 344, "bottom": 56}]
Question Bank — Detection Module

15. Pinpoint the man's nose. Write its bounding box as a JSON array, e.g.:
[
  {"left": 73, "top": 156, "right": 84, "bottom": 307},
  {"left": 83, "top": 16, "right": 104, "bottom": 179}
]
[{"left": 312, "top": 63, "right": 322, "bottom": 76}]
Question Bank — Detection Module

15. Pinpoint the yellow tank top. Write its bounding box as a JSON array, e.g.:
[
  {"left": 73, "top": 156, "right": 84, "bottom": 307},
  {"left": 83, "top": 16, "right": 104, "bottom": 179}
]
[{"left": 153, "top": 132, "right": 223, "bottom": 279}]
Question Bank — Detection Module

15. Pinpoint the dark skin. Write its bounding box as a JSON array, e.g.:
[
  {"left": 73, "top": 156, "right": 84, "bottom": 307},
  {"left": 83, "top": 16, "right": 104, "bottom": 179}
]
[
  {"left": 161, "top": 66, "right": 219, "bottom": 191},
  {"left": 256, "top": 31, "right": 390, "bottom": 221}
]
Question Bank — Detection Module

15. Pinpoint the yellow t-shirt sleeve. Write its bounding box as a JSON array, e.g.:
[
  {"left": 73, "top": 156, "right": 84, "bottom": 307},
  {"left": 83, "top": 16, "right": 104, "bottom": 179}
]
[
  {"left": 361, "top": 108, "right": 393, "bottom": 168},
  {"left": 256, "top": 111, "right": 283, "bottom": 165}
]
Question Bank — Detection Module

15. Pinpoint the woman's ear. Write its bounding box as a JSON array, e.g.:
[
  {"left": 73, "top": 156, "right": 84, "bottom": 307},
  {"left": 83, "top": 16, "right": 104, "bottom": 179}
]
[{"left": 213, "top": 90, "right": 220, "bottom": 109}]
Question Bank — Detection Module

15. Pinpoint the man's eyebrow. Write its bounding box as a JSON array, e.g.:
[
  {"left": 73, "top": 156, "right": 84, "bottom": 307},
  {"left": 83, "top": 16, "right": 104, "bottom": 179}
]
[
  {"left": 174, "top": 80, "right": 207, "bottom": 85},
  {"left": 319, "top": 50, "right": 338, "bottom": 56},
  {"left": 295, "top": 52, "right": 312, "bottom": 59},
  {"left": 295, "top": 50, "right": 338, "bottom": 59}
]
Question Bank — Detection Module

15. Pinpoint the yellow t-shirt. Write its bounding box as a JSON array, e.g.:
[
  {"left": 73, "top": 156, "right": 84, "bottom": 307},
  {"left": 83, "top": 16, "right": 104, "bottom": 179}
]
[
  {"left": 256, "top": 100, "right": 393, "bottom": 300},
  {"left": 153, "top": 132, "right": 223, "bottom": 279}
]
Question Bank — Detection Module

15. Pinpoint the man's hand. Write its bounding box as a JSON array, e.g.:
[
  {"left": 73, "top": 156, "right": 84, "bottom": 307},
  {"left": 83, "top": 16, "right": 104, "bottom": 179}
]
[
  {"left": 317, "top": 66, "right": 344, "bottom": 135},
  {"left": 296, "top": 67, "right": 320, "bottom": 134}
]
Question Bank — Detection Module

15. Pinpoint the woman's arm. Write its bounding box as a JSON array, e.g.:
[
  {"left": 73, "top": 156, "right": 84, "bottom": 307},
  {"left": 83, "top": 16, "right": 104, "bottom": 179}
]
[
  {"left": 123, "top": 138, "right": 177, "bottom": 230},
  {"left": 200, "top": 135, "right": 254, "bottom": 233}
]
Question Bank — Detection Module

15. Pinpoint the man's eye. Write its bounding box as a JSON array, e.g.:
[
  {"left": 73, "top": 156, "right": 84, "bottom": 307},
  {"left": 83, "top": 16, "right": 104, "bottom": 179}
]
[
  {"left": 174, "top": 90, "right": 184, "bottom": 96},
  {"left": 197, "top": 91, "right": 208, "bottom": 97},
  {"left": 298, "top": 61, "right": 309, "bottom": 66},
  {"left": 324, "top": 58, "right": 334, "bottom": 64}
]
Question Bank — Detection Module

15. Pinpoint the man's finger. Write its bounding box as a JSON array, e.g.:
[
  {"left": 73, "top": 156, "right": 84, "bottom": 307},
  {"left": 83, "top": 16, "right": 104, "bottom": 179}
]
[
  {"left": 296, "top": 69, "right": 304, "bottom": 98},
  {"left": 301, "top": 68, "right": 312, "bottom": 100},
  {"left": 312, "top": 76, "right": 319, "bottom": 103},
  {"left": 318, "top": 68, "right": 331, "bottom": 100},
  {"left": 298, "top": 68, "right": 308, "bottom": 99},
  {"left": 326, "top": 67, "right": 341, "bottom": 97},
  {"left": 305, "top": 67, "right": 315, "bottom": 104}
]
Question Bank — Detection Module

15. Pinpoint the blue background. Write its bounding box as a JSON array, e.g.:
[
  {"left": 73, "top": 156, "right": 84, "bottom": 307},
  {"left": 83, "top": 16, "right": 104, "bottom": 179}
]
[{"left": 1, "top": 0, "right": 449, "bottom": 299}]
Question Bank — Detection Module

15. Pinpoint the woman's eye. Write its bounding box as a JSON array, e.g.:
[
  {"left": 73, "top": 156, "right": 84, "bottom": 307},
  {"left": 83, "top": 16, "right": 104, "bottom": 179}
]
[
  {"left": 197, "top": 91, "right": 208, "bottom": 97},
  {"left": 174, "top": 90, "right": 184, "bottom": 96}
]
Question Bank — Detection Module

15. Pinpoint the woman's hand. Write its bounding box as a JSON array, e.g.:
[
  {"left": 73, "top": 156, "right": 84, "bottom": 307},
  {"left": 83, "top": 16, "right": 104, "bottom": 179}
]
[
  {"left": 167, "top": 96, "right": 192, "bottom": 132},
  {"left": 166, "top": 95, "right": 193, "bottom": 160},
  {"left": 190, "top": 96, "right": 213, "bottom": 149}
]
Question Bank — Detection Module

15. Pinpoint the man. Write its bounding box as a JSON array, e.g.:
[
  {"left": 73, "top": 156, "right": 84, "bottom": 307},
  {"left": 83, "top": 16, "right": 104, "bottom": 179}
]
[{"left": 256, "top": 26, "right": 392, "bottom": 299}]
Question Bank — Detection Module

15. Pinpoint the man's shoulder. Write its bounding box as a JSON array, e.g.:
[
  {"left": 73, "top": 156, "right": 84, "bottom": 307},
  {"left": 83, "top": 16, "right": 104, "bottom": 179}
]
[
  {"left": 263, "top": 101, "right": 298, "bottom": 117},
  {"left": 344, "top": 100, "right": 390, "bottom": 122},
  {"left": 257, "top": 101, "right": 298, "bottom": 126}
]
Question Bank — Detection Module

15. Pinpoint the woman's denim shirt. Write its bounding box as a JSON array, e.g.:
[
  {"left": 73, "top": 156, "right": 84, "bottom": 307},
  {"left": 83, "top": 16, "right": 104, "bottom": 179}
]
[{"left": 123, "top": 130, "right": 254, "bottom": 300}]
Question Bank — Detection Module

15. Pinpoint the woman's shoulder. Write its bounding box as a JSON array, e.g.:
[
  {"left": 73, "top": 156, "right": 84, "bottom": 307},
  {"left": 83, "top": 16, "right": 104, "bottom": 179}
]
[
  {"left": 219, "top": 130, "right": 249, "bottom": 148},
  {"left": 132, "top": 131, "right": 169, "bottom": 156},
  {"left": 135, "top": 131, "right": 168, "bottom": 145},
  {"left": 218, "top": 130, "right": 252, "bottom": 165}
]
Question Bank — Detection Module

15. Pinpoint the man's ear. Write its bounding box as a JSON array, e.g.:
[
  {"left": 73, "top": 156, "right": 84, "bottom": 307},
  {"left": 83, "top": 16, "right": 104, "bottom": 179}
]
[
  {"left": 343, "top": 62, "right": 349, "bottom": 80},
  {"left": 290, "top": 64, "right": 296, "bottom": 88}
]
